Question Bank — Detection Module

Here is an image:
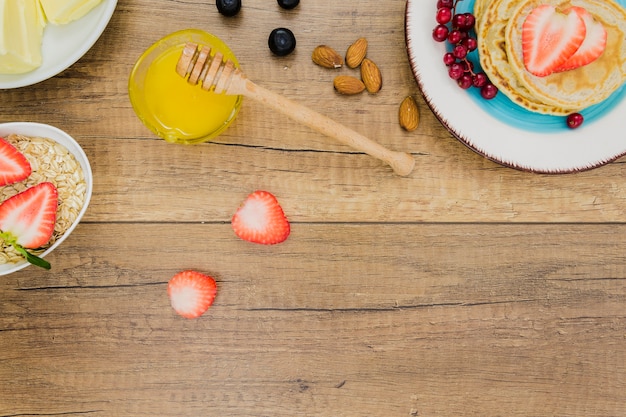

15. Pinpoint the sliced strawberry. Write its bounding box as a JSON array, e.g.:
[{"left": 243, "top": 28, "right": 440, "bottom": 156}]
[
  {"left": 0, "top": 137, "right": 32, "bottom": 186},
  {"left": 0, "top": 182, "right": 58, "bottom": 249},
  {"left": 231, "top": 190, "right": 290, "bottom": 245},
  {"left": 554, "top": 6, "right": 606, "bottom": 72},
  {"left": 168, "top": 270, "right": 217, "bottom": 319},
  {"left": 522, "top": 4, "right": 586, "bottom": 77}
]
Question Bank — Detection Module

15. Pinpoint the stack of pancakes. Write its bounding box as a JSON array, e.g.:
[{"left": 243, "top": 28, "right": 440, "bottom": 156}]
[{"left": 475, "top": 0, "right": 626, "bottom": 115}]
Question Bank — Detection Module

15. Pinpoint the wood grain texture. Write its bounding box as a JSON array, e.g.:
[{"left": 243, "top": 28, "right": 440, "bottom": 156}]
[
  {"left": 1, "top": 224, "right": 625, "bottom": 416},
  {"left": 0, "top": 0, "right": 625, "bottom": 416},
  {"left": 2, "top": 0, "right": 626, "bottom": 222}
]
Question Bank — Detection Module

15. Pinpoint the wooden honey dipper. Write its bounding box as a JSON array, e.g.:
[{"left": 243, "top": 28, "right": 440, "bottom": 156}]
[{"left": 176, "top": 43, "right": 415, "bottom": 176}]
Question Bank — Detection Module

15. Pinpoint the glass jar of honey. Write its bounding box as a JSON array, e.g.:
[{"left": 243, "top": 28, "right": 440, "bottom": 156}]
[{"left": 128, "top": 29, "right": 243, "bottom": 144}]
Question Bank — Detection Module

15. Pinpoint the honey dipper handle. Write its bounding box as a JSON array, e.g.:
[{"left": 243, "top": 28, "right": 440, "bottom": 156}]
[{"left": 228, "top": 74, "right": 415, "bottom": 176}]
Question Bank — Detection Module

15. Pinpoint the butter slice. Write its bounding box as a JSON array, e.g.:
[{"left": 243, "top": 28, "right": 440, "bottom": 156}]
[
  {"left": 0, "top": 0, "right": 46, "bottom": 74},
  {"left": 39, "top": 0, "right": 102, "bottom": 25}
]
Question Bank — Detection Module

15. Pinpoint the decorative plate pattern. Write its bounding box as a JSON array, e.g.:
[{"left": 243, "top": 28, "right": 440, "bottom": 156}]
[{"left": 405, "top": 0, "right": 626, "bottom": 173}]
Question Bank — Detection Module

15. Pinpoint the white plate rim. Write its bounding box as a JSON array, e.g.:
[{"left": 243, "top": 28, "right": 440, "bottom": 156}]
[
  {"left": 0, "top": 0, "right": 118, "bottom": 89},
  {"left": 405, "top": 0, "right": 626, "bottom": 174},
  {"left": 0, "top": 122, "right": 93, "bottom": 275}
]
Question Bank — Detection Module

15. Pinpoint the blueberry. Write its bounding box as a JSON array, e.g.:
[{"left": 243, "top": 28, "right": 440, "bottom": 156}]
[
  {"left": 277, "top": 0, "right": 299, "bottom": 10},
  {"left": 216, "top": 0, "right": 241, "bottom": 17},
  {"left": 268, "top": 28, "right": 296, "bottom": 56}
]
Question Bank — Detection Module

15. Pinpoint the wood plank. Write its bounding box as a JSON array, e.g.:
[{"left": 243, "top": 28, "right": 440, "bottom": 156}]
[
  {"left": 1, "top": 223, "right": 624, "bottom": 416},
  {"left": 2, "top": 0, "right": 626, "bottom": 223},
  {"left": 0, "top": 1, "right": 625, "bottom": 416},
  {"left": 78, "top": 137, "right": 626, "bottom": 223}
]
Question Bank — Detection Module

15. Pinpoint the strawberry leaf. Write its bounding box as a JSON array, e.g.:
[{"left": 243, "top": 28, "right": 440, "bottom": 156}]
[
  {"left": 14, "top": 245, "right": 51, "bottom": 270},
  {"left": 0, "top": 231, "right": 51, "bottom": 270}
]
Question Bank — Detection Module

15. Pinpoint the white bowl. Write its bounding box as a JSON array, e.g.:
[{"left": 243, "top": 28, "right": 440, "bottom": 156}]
[
  {"left": 0, "top": 0, "right": 118, "bottom": 89},
  {"left": 0, "top": 122, "right": 93, "bottom": 275}
]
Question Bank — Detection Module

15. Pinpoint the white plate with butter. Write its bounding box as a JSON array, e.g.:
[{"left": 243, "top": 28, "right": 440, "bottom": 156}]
[{"left": 0, "top": 0, "right": 117, "bottom": 89}]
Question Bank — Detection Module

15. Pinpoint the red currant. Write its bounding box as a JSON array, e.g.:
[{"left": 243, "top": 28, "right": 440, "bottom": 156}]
[
  {"left": 452, "top": 13, "right": 467, "bottom": 28},
  {"left": 433, "top": 0, "right": 496, "bottom": 102},
  {"left": 480, "top": 83, "right": 498, "bottom": 100},
  {"left": 452, "top": 44, "right": 468, "bottom": 59},
  {"left": 472, "top": 72, "right": 488, "bottom": 88},
  {"left": 463, "top": 13, "right": 476, "bottom": 30},
  {"left": 566, "top": 113, "right": 584, "bottom": 129},
  {"left": 436, "top": 7, "right": 453, "bottom": 24},
  {"left": 457, "top": 74, "right": 473, "bottom": 89},
  {"left": 432, "top": 24, "right": 450, "bottom": 42},
  {"left": 462, "top": 37, "right": 477, "bottom": 52},
  {"left": 443, "top": 52, "right": 456, "bottom": 66},
  {"left": 447, "top": 29, "right": 463, "bottom": 44},
  {"left": 448, "top": 63, "right": 465, "bottom": 80}
]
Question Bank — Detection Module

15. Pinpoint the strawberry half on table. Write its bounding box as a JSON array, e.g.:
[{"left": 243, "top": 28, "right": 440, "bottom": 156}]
[
  {"left": 0, "top": 182, "right": 58, "bottom": 270},
  {"left": 168, "top": 270, "right": 218, "bottom": 319},
  {"left": 0, "top": 137, "right": 32, "bottom": 186},
  {"left": 231, "top": 190, "right": 290, "bottom": 245}
]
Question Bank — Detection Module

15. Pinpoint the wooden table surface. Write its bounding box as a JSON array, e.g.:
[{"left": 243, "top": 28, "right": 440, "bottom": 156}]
[{"left": 1, "top": 0, "right": 626, "bottom": 416}]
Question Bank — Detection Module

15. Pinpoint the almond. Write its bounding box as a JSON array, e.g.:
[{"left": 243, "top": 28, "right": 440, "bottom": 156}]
[
  {"left": 333, "top": 75, "right": 365, "bottom": 95},
  {"left": 360, "top": 58, "right": 382, "bottom": 94},
  {"left": 345, "top": 37, "right": 368, "bottom": 69},
  {"left": 398, "top": 96, "right": 420, "bottom": 132},
  {"left": 312, "top": 45, "right": 343, "bottom": 69}
]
